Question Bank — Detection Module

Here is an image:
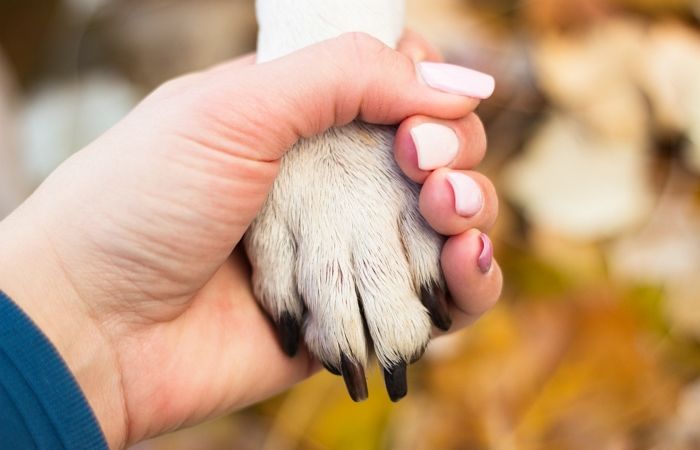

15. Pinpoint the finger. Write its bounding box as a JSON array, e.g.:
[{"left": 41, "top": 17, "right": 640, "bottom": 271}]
[
  {"left": 395, "top": 113, "right": 487, "bottom": 183},
  {"left": 199, "top": 32, "right": 495, "bottom": 161},
  {"left": 419, "top": 168, "right": 498, "bottom": 235},
  {"left": 397, "top": 28, "right": 444, "bottom": 62},
  {"left": 440, "top": 229, "right": 502, "bottom": 330}
]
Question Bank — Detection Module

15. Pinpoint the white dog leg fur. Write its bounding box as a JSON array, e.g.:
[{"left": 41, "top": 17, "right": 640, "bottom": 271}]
[
  {"left": 246, "top": 0, "right": 450, "bottom": 402},
  {"left": 255, "top": 0, "right": 404, "bottom": 63}
]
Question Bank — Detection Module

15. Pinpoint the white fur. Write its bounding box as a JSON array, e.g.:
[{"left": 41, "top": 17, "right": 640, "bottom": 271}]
[
  {"left": 247, "top": 0, "right": 443, "bottom": 370},
  {"left": 245, "top": 124, "right": 442, "bottom": 368},
  {"left": 256, "top": 0, "right": 404, "bottom": 62}
]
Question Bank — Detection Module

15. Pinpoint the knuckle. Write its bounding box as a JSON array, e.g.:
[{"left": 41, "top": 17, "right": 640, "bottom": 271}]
[
  {"left": 327, "top": 33, "right": 402, "bottom": 122},
  {"left": 344, "top": 31, "right": 383, "bottom": 49},
  {"left": 336, "top": 32, "right": 391, "bottom": 64}
]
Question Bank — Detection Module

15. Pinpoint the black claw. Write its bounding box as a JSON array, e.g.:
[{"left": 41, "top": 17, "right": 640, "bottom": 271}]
[
  {"left": 383, "top": 362, "right": 408, "bottom": 402},
  {"left": 409, "top": 344, "right": 427, "bottom": 364},
  {"left": 322, "top": 361, "right": 341, "bottom": 376},
  {"left": 420, "top": 281, "right": 452, "bottom": 331},
  {"left": 340, "top": 354, "right": 368, "bottom": 402},
  {"left": 277, "top": 312, "right": 301, "bottom": 357}
]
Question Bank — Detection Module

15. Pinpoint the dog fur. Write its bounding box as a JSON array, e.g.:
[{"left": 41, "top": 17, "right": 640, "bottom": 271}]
[{"left": 246, "top": 0, "right": 446, "bottom": 398}]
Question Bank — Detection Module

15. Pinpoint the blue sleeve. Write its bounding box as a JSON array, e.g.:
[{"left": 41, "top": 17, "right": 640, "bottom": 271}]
[{"left": 0, "top": 290, "right": 108, "bottom": 450}]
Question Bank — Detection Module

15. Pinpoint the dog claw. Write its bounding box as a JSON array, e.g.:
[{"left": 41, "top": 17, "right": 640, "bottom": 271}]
[
  {"left": 420, "top": 282, "right": 452, "bottom": 331},
  {"left": 322, "top": 360, "right": 341, "bottom": 376},
  {"left": 340, "top": 353, "right": 368, "bottom": 402},
  {"left": 277, "top": 312, "right": 301, "bottom": 357},
  {"left": 383, "top": 362, "right": 408, "bottom": 402}
]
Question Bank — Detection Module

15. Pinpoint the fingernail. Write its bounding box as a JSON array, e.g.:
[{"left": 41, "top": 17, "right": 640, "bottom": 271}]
[
  {"left": 417, "top": 62, "right": 495, "bottom": 99},
  {"left": 446, "top": 172, "right": 483, "bottom": 217},
  {"left": 478, "top": 233, "right": 493, "bottom": 274},
  {"left": 410, "top": 123, "right": 459, "bottom": 171}
]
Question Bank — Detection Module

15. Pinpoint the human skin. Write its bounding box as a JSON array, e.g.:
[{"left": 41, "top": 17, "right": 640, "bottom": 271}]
[{"left": 0, "top": 32, "right": 502, "bottom": 448}]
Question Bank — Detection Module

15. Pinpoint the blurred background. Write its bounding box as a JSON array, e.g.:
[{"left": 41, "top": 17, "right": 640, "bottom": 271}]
[{"left": 2, "top": 0, "right": 700, "bottom": 448}]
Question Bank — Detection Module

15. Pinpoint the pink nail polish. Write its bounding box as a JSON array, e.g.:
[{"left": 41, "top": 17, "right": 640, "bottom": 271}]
[
  {"left": 417, "top": 62, "right": 495, "bottom": 99},
  {"left": 478, "top": 233, "right": 493, "bottom": 274},
  {"left": 446, "top": 172, "right": 483, "bottom": 217},
  {"left": 410, "top": 123, "right": 459, "bottom": 171}
]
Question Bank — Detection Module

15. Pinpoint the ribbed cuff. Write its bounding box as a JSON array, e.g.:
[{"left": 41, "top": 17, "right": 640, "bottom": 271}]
[{"left": 0, "top": 290, "right": 108, "bottom": 449}]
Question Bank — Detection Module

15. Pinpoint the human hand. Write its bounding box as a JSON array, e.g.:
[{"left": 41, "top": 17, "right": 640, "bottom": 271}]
[{"left": 0, "top": 31, "right": 501, "bottom": 448}]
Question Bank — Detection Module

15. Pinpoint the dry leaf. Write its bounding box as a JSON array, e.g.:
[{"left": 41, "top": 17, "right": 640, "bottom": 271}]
[
  {"left": 532, "top": 20, "right": 648, "bottom": 142},
  {"left": 654, "top": 380, "right": 700, "bottom": 450},
  {"left": 641, "top": 22, "right": 700, "bottom": 174},
  {"left": 503, "top": 115, "right": 655, "bottom": 241},
  {"left": 608, "top": 170, "right": 700, "bottom": 339},
  {"left": 406, "top": 0, "right": 483, "bottom": 54},
  {"left": 521, "top": 0, "right": 611, "bottom": 31}
]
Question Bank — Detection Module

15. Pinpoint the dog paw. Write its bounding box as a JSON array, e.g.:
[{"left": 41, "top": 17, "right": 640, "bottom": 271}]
[{"left": 244, "top": 122, "right": 449, "bottom": 402}]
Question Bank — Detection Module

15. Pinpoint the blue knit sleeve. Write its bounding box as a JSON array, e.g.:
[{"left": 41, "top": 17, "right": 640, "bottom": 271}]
[{"left": 0, "top": 290, "right": 108, "bottom": 449}]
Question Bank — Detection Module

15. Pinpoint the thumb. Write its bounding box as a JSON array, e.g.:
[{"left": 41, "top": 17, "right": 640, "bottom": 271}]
[{"left": 192, "top": 32, "right": 494, "bottom": 161}]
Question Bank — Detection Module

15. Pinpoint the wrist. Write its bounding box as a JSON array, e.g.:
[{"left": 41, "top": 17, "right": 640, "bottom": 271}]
[{"left": 0, "top": 207, "right": 128, "bottom": 449}]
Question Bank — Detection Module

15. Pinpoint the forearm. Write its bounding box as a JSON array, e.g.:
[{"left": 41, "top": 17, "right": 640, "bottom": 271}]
[{"left": 0, "top": 204, "right": 127, "bottom": 449}]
